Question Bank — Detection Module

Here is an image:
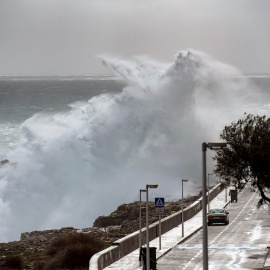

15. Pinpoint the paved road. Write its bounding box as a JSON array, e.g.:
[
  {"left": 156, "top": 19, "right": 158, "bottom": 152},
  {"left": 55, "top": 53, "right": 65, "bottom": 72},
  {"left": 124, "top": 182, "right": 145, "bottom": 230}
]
[{"left": 157, "top": 187, "right": 270, "bottom": 269}]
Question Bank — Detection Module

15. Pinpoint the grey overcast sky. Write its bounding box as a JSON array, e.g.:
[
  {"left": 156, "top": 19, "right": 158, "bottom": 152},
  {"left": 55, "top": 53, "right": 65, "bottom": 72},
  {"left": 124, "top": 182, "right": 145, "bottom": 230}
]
[{"left": 1, "top": 0, "right": 270, "bottom": 75}]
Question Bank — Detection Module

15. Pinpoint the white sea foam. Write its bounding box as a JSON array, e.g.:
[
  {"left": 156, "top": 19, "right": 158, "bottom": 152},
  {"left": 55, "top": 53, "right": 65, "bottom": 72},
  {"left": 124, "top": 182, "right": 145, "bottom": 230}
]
[{"left": 0, "top": 50, "right": 268, "bottom": 241}]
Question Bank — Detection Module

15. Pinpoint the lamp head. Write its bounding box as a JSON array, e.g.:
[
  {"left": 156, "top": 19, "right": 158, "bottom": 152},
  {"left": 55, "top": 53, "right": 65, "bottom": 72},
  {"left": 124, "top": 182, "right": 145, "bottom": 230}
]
[
  {"left": 140, "top": 189, "right": 147, "bottom": 192},
  {"left": 182, "top": 179, "right": 188, "bottom": 182},
  {"left": 147, "top": 184, "right": 158, "bottom": 189},
  {"left": 207, "top": 142, "right": 227, "bottom": 150}
]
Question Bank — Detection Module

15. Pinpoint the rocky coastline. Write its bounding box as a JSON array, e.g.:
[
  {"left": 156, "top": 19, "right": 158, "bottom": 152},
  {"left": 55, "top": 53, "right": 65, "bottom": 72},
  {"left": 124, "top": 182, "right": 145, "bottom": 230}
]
[{"left": 0, "top": 192, "right": 202, "bottom": 269}]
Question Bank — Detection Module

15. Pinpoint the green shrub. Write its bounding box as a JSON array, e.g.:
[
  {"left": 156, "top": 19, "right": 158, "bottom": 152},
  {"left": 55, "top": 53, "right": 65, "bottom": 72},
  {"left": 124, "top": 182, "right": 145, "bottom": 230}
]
[
  {"left": 44, "top": 233, "right": 104, "bottom": 269},
  {"left": 3, "top": 255, "right": 24, "bottom": 269},
  {"left": 56, "top": 244, "right": 97, "bottom": 268},
  {"left": 33, "top": 260, "right": 46, "bottom": 270}
]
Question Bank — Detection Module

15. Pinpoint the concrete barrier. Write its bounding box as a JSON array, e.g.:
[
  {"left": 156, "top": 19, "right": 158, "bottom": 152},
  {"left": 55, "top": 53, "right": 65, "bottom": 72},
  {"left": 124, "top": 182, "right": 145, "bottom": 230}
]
[{"left": 89, "top": 183, "right": 224, "bottom": 270}]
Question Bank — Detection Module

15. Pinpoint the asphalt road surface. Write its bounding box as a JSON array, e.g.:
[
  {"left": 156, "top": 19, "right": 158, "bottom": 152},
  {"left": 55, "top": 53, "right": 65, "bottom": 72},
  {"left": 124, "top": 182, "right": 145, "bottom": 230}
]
[{"left": 157, "top": 187, "right": 270, "bottom": 270}]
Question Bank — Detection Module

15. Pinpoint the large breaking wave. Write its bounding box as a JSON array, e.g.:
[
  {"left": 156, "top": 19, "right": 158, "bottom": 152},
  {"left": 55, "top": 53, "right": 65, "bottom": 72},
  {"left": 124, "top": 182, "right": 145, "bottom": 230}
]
[{"left": 0, "top": 50, "right": 267, "bottom": 241}]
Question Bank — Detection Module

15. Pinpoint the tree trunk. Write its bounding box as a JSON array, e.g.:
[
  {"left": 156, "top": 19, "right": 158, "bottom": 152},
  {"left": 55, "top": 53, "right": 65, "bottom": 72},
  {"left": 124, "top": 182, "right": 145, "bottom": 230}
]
[{"left": 256, "top": 180, "right": 270, "bottom": 203}]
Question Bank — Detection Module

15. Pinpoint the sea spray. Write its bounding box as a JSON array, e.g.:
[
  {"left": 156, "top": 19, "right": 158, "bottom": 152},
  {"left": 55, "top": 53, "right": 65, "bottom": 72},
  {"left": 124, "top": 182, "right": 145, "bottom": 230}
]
[{"left": 0, "top": 50, "right": 267, "bottom": 241}]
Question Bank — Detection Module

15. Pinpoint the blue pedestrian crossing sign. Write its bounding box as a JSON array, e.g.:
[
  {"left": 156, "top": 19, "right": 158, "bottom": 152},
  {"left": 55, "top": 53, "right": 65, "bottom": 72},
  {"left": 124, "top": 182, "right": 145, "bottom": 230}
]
[
  {"left": 155, "top": 197, "right": 165, "bottom": 215},
  {"left": 155, "top": 197, "right": 165, "bottom": 207}
]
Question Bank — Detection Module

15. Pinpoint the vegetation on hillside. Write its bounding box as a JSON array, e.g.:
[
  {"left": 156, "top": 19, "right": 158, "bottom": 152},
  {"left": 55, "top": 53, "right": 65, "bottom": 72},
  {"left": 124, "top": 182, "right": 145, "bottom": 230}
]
[{"left": 33, "top": 233, "right": 104, "bottom": 270}]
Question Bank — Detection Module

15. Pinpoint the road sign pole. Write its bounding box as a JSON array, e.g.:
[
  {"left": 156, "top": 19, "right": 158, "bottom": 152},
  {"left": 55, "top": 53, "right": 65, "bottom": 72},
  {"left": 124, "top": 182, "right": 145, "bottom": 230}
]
[{"left": 159, "top": 215, "right": 161, "bottom": 250}]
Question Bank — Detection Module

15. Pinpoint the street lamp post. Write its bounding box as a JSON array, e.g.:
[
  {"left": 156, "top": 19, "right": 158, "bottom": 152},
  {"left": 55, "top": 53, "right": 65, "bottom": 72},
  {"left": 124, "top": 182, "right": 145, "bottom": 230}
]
[
  {"left": 202, "top": 142, "right": 227, "bottom": 270},
  {"left": 146, "top": 184, "right": 158, "bottom": 270},
  {"left": 207, "top": 174, "right": 212, "bottom": 213},
  {"left": 182, "top": 179, "right": 188, "bottom": 237},
  {"left": 139, "top": 189, "right": 146, "bottom": 266},
  {"left": 225, "top": 182, "right": 228, "bottom": 203}
]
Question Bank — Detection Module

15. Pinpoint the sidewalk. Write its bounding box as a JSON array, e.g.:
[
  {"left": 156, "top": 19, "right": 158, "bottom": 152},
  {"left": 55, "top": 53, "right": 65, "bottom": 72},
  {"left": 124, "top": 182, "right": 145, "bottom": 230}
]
[{"left": 104, "top": 188, "right": 229, "bottom": 270}]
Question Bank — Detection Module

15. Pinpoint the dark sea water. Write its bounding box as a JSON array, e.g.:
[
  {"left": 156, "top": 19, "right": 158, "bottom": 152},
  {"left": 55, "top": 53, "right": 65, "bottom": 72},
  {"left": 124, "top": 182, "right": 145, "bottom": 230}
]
[{"left": 0, "top": 76, "right": 126, "bottom": 155}]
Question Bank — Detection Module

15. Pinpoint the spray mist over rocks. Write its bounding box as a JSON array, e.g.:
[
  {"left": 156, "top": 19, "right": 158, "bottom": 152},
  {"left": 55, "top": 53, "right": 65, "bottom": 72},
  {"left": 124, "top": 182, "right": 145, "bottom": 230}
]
[{"left": 0, "top": 50, "right": 267, "bottom": 242}]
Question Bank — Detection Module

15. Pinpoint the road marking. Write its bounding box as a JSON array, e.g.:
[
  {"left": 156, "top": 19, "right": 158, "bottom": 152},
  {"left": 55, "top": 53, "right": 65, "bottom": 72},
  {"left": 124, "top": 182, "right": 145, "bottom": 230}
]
[
  {"left": 209, "top": 191, "right": 256, "bottom": 244},
  {"left": 182, "top": 191, "right": 257, "bottom": 270}
]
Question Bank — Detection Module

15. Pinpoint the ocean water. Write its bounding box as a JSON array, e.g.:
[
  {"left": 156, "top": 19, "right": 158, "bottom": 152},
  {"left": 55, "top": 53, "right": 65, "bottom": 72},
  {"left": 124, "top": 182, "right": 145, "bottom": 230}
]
[
  {"left": 0, "top": 76, "right": 125, "bottom": 155},
  {"left": 1, "top": 50, "right": 270, "bottom": 242}
]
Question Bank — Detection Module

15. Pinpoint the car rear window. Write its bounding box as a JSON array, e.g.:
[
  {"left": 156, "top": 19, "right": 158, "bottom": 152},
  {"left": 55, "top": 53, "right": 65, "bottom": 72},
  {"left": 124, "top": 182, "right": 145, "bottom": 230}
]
[{"left": 210, "top": 209, "right": 224, "bottom": 214}]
